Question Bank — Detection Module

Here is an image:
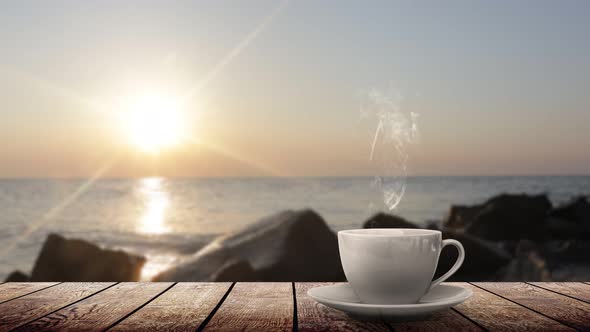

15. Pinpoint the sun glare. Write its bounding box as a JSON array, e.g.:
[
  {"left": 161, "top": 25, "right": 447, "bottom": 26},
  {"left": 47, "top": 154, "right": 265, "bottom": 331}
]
[{"left": 122, "top": 94, "right": 186, "bottom": 153}]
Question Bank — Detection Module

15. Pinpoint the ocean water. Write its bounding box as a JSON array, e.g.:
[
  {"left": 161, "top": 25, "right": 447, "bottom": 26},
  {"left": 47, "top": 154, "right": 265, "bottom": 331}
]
[{"left": 0, "top": 176, "right": 588, "bottom": 280}]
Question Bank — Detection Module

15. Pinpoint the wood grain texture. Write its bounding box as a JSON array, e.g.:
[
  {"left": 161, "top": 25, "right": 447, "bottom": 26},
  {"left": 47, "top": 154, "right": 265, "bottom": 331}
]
[
  {"left": 388, "top": 308, "right": 482, "bottom": 331},
  {"left": 0, "top": 282, "right": 59, "bottom": 303},
  {"left": 474, "top": 282, "right": 590, "bottom": 331},
  {"left": 387, "top": 282, "right": 483, "bottom": 332},
  {"left": 2, "top": 282, "right": 590, "bottom": 331},
  {"left": 203, "top": 282, "right": 293, "bottom": 332},
  {"left": 110, "top": 282, "right": 231, "bottom": 332},
  {"left": 0, "top": 282, "right": 113, "bottom": 332},
  {"left": 13, "top": 282, "right": 172, "bottom": 332},
  {"left": 295, "top": 283, "right": 390, "bottom": 332},
  {"left": 529, "top": 282, "right": 590, "bottom": 303},
  {"left": 453, "top": 283, "right": 573, "bottom": 331}
]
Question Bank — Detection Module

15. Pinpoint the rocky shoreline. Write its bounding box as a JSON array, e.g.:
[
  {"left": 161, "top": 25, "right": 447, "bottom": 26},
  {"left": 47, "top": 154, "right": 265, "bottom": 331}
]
[{"left": 6, "top": 193, "right": 590, "bottom": 282}]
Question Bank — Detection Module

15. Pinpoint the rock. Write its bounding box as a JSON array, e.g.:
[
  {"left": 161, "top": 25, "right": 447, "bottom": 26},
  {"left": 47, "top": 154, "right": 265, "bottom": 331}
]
[
  {"left": 550, "top": 265, "right": 590, "bottom": 281},
  {"left": 5, "top": 270, "right": 30, "bottom": 282},
  {"left": 550, "top": 196, "right": 590, "bottom": 221},
  {"left": 545, "top": 196, "right": 590, "bottom": 239},
  {"left": 496, "top": 239, "right": 590, "bottom": 281},
  {"left": 435, "top": 231, "right": 512, "bottom": 281},
  {"left": 154, "top": 209, "right": 345, "bottom": 282},
  {"left": 499, "top": 240, "right": 551, "bottom": 281},
  {"left": 544, "top": 217, "right": 590, "bottom": 240},
  {"left": 445, "top": 205, "right": 483, "bottom": 229},
  {"left": 541, "top": 240, "right": 590, "bottom": 270},
  {"left": 30, "top": 233, "right": 146, "bottom": 282},
  {"left": 363, "top": 213, "right": 419, "bottom": 229},
  {"left": 425, "top": 220, "right": 441, "bottom": 230},
  {"left": 463, "top": 194, "right": 552, "bottom": 241},
  {"left": 361, "top": 213, "right": 512, "bottom": 281},
  {"left": 211, "top": 259, "right": 257, "bottom": 282}
]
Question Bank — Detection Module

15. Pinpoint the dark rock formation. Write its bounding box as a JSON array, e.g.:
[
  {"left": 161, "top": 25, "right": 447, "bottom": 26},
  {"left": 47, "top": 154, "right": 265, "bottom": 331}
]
[
  {"left": 546, "top": 196, "right": 590, "bottom": 239},
  {"left": 425, "top": 220, "right": 441, "bottom": 230},
  {"left": 436, "top": 231, "right": 512, "bottom": 281},
  {"left": 445, "top": 194, "right": 552, "bottom": 241},
  {"left": 550, "top": 196, "right": 590, "bottom": 221},
  {"left": 445, "top": 205, "right": 483, "bottom": 229},
  {"left": 211, "top": 259, "right": 257, "bottom": 282},
  {"left": 362, "top": 213, "right": 512, "bottom": 281},
  {"left": 543, "top": 240, "right": 590, "bottom": 265},
  {"left": 30, "top": 233, "right": 146, "bottom": 282},
  {"left": 499, "top": 240, "right": 551, "bottom": 281},
  {"left": 5, "top": 270, "right": 30, "bottom": 282},
  {"left": 363, "top": 213, "right": 419, "bottom": 229},
  {"left": 154, "top": 209, "right": 345, "bottom": 282}
]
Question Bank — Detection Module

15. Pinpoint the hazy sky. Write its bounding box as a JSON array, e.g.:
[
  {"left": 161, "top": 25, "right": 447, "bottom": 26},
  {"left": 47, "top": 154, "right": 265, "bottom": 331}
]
[{"left": 1, "top": 1, "right": 589, "bottom": 177}]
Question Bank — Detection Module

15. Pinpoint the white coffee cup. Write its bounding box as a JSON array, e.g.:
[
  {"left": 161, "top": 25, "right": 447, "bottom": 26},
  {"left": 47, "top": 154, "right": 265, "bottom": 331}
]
[{"left": 338, "top": 228, "right": 465, "bottom": 304}]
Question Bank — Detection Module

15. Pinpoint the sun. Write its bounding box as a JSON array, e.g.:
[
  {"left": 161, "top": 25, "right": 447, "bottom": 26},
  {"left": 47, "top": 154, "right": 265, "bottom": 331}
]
[{"left": 121, "top": 94, "right": 187, "bottom": 153}]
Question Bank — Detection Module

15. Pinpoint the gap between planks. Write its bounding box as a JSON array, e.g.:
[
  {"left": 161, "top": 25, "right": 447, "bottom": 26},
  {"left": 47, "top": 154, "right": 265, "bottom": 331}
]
[
  {"left": 295, "top": 282, "right": 482, "bottom": 332},
  {"left": 291, "top": 282, "right": 298, "bottom": 332},
  {"left": 468, "top": 282, "right": 582, "bottom": 331},
  {"left": 7, "top": 282, "right": 118, "bottom": 331},
  {"left": 4, "top": 282, "right": 589, "bottom": 331},
  {"left": 104, "top": 282, "right": 178, "bottom": 331},
  {"left": 0, "top": 282, "right": 62, "bottom": 305},
  {"left": 195, "top": 282, "right": 236, "bottom": 332},
  {"left": 449, "top": 307, "right": 488, "bottom": 331},
  {"left": 526, "top": 282, "right": 590, "bottom": 304},
  {"left": 202, "top": 283, "right": 293, "bottom": 331},
  {"left": 13, "top": 283, "right": 175, "bottom": 331},
  {"left": 453, "top": 283, "right": 572, "bottom": 331}
]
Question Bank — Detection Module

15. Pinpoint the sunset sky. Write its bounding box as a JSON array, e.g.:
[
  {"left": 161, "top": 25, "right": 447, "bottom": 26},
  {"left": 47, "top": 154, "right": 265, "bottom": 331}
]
[{"left": 1, "top": 1, "right": 589, "bottom": 177}]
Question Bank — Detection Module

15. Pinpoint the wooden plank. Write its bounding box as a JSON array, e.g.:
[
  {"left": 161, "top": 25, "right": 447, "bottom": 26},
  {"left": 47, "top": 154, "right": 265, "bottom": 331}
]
[
  {"left": 296, "top": 283, "right": 480, "bottom": 332},
  {"left": 110, "top": 283, "right": 232, "bottom": 332},
  {"left": 295, "top": 283, "right": 390, "bottom": 332},
  {"left": 13, "top": 282, "right": 173, "bottom": 332},
  {"left": 0, "top": 282, "right": 113, "bottom": 332},
  {"left": 529, "top": 282, "right": 590, "bottom": 304},
  {"left": 387, "top": 309, "right": 482, "bottom": 331},
  {"left": 203, "top": 282, "right": 293, "bottom": 331},
  {"left": 453, "top": 283, "right": 573, "bottom": 331},
  {"left": 387, "top": 282, "right": 483, "bottom": 332},
  {"left": 0, "top": 282, "right": 59, "bottom": 303},
  {"left": 474, "top": 282, "right": 590, "bottom": 331}
]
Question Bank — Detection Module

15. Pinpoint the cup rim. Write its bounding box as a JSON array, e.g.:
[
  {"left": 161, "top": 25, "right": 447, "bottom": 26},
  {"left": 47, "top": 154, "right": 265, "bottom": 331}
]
[{"left": 338, "top": 228, "right": 441, "bottom": 237}]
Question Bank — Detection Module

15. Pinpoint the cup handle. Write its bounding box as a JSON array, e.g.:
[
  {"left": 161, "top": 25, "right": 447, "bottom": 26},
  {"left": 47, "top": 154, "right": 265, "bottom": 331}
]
[{"left": 429, "top": 239, "right": 465, "bottom": 290}]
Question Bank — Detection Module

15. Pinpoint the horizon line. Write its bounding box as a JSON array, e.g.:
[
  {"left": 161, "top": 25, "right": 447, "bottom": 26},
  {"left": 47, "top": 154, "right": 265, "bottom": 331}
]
[{"left": 0, "top": 174, "right": 589, "bottom": 180}]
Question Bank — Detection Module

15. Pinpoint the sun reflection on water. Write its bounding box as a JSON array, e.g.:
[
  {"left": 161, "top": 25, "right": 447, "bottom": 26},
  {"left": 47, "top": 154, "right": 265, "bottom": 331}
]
[
  {"left": 138, "top": 177, "right": 170, "bottom": 235},
  {"left": 140, "top": 253, "right": 177, "bottom": 281}
]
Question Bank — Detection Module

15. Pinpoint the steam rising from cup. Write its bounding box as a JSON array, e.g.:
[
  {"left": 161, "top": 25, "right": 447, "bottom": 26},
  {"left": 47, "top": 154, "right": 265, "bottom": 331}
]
[{"left": 360, "top": 87, "right": 419, "bottom": 211}]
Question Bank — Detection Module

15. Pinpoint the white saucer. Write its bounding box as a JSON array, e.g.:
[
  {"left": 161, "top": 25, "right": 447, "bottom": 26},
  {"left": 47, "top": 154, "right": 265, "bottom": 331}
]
[{"left": 307, "top": 283, "right": 472, "bottom": 319}]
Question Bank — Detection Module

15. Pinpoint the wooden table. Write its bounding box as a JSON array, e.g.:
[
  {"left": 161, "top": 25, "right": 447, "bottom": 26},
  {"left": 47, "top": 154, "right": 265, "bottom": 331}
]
[{"left": 1, "top": 282, "right": 589, "bottom": 331}]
